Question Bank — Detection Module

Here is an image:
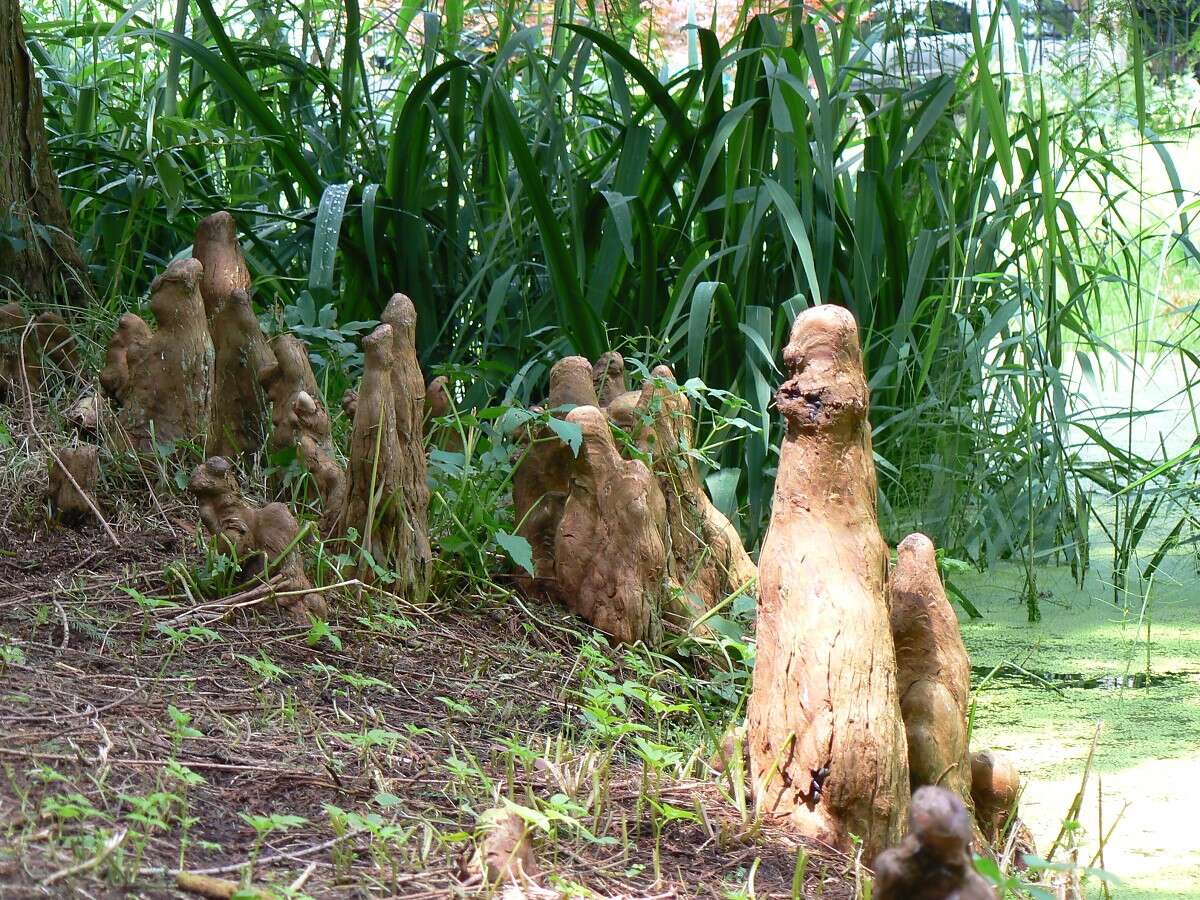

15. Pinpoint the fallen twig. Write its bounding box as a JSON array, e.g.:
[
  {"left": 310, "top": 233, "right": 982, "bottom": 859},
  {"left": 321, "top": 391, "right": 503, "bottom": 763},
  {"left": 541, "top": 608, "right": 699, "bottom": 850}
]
[
  {"left": 41, "top": 827, "right": 127, "bottom": 885},
  {"left": 143, "top": 833, "right": 351, "bottom": 878}
]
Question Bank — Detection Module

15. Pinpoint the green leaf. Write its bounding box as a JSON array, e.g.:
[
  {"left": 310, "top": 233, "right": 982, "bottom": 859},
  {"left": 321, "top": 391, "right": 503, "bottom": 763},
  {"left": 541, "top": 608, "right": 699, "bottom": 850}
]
[
  {"left": 485, "top": 87, "right": 603, "bottom": 357},
  {"left": 135, "top": 29, "right": 323, "bottom": 202},
  {"left": 969, "top": 0, "right": 1013, "bottom": 183},
  {"left": 310, "top": 182, "right": 352, "bottom": 299},
  {"left": 495, "top": 531, "right": 535, "bottom": 577},
  {"left": 545, "top": 417, "right": 584, "bottom": 456}
]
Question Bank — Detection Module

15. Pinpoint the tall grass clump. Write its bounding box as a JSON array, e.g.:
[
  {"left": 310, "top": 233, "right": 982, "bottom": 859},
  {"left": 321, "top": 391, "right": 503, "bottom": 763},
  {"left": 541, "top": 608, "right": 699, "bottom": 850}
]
[{"left": 23, "top": 0, "right": 1200, "bottom": 612}]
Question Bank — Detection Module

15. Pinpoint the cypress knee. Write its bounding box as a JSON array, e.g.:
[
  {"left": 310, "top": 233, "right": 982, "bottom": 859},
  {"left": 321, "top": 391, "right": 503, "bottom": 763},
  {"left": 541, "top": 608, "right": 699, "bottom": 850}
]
[
  {"left": 511, "top": 356, "right": 597, "bottom": 592},
  {"left": 746, "top": 305, "right": 908, "bottom": 861},
  {"left": 873, "top": 786, "right": 996, "bottom": 900},
  {"left": 619, "top": 366, "right": 756, "bottom": 628},
  {"left": 890, "top": 533, "right": 974, "bottom": 813},
  {"left": 207, "top": 289, "right": 275, "bottom": 458},
  {"left": 112, "top": 259, "right": 213, "bottom": 453},
  {"left": 192, "top": 211, "right": 251, "bottom": 321},
  {"left": 553, "top": 405, "right": 667, "bottom": 646}
]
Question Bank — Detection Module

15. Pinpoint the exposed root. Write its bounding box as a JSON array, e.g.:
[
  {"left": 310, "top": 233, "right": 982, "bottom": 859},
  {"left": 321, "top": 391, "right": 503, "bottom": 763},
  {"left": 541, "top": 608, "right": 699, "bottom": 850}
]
[{"left": 187, "top": 456, "right": 327, "bottom": 622}]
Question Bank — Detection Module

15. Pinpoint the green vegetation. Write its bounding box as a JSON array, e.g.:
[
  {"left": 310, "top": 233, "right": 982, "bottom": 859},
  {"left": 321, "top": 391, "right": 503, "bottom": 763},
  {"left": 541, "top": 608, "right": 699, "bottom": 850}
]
[
  {"left": 21, "top": 0, "right": 1198, "bottom": 573},
  {"left": 1, "top": 0, "right": 1198, "bottom": 896}
]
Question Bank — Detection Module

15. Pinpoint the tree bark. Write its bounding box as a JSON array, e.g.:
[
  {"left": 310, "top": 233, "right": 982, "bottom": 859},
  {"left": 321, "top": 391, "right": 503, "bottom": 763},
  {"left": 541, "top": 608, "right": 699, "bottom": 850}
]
[
  {"left": 746, "top": 305, "right": 909, "bottom": 863},
  {"left": 0, "top": 0, "right": 90, "bottom": 304}
]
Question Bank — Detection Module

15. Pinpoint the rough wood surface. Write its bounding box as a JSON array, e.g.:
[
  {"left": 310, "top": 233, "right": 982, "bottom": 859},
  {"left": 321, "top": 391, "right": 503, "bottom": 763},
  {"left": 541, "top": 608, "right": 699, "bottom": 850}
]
[
  {"left": 0, "top": 303, "right": 81, "bottom": 397},
  {"left": 206, "top": 288, "right": 275, "bottom": 459},
  {"left": 98, "top": 313, "right": 152, "bottom": 405},
  {"left": 424, "top": 375, "right": 463, "bottom": 451},
  {"left": 619, "top": 365, "right": 757, "bottom": 628},
  {"left": 591, "top": 351, "right": 627, "bottom": 407},
  {"left": 0, "top": 0, "right": 91, "bottom": 305},
  {"left": 192, "top": 212, "right": 252, "bottom": 321},
  {"left": 471, "top": 807, "right": 537, "bottom": 884},
  {"left": 338, "top": 318, "right": 430, "bottom": 599},
  {"left": 294, "top": 390, "right": 347, "bottom": 537},
  {"left": 33, "top": 312, "right": 81, "bottom": 379},
  {"left": 890, "top": 533, "right": 974, "bottom": 813},
  {"left": 747, "top": 305, "right": 908, "bottom": 861},
  {"left": 0, "top": 302, "right": 42, "bottom": 396},
  {"left": 512, "top": 356, "right": 598, "bottom": 592},
  {"left": 47, "top": 445, "right": 99, "bottom": 526},
  {"left": 112, "top": 259, "right": 213, "bottom": 453},
  {"left": 258, "top": 334, "right": 329, "bottom": 453},
  {"left": 378, "top": 294, "right": 431, "bottom": 597},
  {"left": 970, "top": 751, "right": 1022, "bottom": 845},
  {"left": 873, "top": 786, "right": 996, "bottom": 900},
  {"left": 187, "top": 456, "right": 327, "bottom": 622},
  {"left": 553, "top": 404, "right": 667, "bottom": 646}
]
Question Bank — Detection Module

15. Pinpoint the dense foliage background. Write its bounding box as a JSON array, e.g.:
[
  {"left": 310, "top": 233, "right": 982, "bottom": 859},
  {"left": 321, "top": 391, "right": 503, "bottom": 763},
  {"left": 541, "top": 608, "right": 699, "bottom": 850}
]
[{"left": 19, "top": 0, "right": 1200, "bottom": 618}]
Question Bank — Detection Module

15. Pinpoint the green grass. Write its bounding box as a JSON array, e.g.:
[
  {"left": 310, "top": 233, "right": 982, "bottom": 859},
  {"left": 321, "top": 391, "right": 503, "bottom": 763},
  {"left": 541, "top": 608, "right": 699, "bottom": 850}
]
[{"left": 20, "top": 0, "right": 1200, "bottom": 571}]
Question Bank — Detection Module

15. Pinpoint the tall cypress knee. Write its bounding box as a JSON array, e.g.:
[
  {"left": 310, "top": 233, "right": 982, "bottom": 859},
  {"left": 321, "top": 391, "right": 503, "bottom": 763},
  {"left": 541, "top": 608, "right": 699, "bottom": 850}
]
[{"left": 747, "top": 305, "right": 909, "bottom": 862}]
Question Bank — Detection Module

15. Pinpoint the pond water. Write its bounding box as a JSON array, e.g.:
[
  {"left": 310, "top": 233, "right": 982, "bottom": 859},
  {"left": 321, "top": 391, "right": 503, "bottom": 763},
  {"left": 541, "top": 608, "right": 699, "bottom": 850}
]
[{"left": 957, "top": 559, "right": 1200, "bottom": 898}]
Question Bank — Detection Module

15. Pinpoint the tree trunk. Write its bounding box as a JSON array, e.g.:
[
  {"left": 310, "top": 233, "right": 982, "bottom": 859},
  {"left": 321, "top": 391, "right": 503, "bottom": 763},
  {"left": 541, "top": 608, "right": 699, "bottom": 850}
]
[{"left": 0, "top": 0, "right": 90, "bottom": 305}]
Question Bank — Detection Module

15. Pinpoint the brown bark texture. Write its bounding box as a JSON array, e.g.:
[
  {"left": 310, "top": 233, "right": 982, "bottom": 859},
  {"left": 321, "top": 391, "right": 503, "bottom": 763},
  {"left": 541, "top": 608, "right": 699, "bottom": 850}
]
[
  {"left": 207, "top": 289, "right": 275, "bottom": 459},
  {"left": 33, "top": 311, "right": 80, "bottom": 379},
  {"left": 187, "top": 456, "right": 327, "bottom": 622},
  {"left": 890, "top": 532, "right": 975, "bottom": 811},
  {"left": 293, "top": 389, "right": 347, "bottom": 537},
  {"left": 98, "top": 313, "right": 152, "bottom": 404},
  {"left": 47, "top": 445, "right": 98, "bottom": 525},
  {"left": 970, "top": 751, "right": 1022, "bottom": 845},
  {"left": 0, "top": 301, "right": 80, "bottom": 397},
  {"left": 192, "top": 211, "right": 251, "bottom": 321},
  {"left": 108, "top": 258, "right": 213, "bottom": 453},
  {"left": 591, "top": 350, "right": 627, "bottom": 407},
  {"left": 378, "top": 293, "right": 431, "bottom": 594},
  {"left": 511, "top": 356, "right": 598, "bottom": 591},
  {"left": 258, "top": 331, "right": 346, "bottom": 539},
  {"left": 424, "top": 375, "right": 463, "bottom": 452},
  {"left": 618, "top": 365, "right": 757, "bottom": 625},
  {"left": 746, "top": 304, "right": 909, "bottom": 861},
  {"left": 0, "top": 0, "right": 90, "bottom": 305},
  {"left": 471, "top": 807, "right": 538, "bottom": 885},
  {"left": 553, "top": 404, "right": 668, "bottom": 646},
  {"left": 338, "top": 316, "right": 430, "bottom": 599},
  {"left": 873, "top": 786, "right": 997, "bottom": 900},
  {"left": 258, "top": 334, "right": 328, "bottom": 453}
]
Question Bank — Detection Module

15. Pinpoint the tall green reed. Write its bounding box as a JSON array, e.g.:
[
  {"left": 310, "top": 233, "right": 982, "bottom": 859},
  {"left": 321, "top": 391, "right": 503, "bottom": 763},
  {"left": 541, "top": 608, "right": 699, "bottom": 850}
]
[{"left": 23, "top": 0, "right": 1198, "bottom": 599}]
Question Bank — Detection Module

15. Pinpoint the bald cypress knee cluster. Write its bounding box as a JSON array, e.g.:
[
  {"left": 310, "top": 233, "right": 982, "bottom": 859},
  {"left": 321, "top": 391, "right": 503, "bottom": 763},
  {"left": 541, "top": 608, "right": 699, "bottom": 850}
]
[
  {"left": 746, "top": 305, "right": 909, "bottom": 862},
  {"left": 83, "top": 216, "right": 433, "bottom": 614},
  {"left": 743, "top": 305, "right": 1030, "bottom": 878},
  {"left": 510, "top": 354, "right": 759, "bottom": 646},
  {"left": 13, "top": 207, "right": 1034, "bottom": 881}
]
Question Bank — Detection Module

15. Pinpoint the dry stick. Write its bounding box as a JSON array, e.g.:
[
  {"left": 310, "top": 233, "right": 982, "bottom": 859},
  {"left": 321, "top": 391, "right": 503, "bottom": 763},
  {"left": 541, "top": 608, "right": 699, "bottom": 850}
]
[
  {"left": 142, "top": 833, "right": 351, "bottom": 878},
  {"left": 41, "top": 827, "right": 128, "bottom": 885},
  {"left": 18, "top": 319, "right": 121, "bottom": 547},
  {"left": 289, "top": 861, "right": 318, "bottom": 892},
  {"left": 1088, "top": 801, "right": 1128, "bottom": 870},
  {"left": 175, "top": 872, "right": 260, "bottom": 899},
  {"left": 1096, "top": 773, "right": 1111, "bottom": 900},
  {"left": 1046, "top": 722, "right": 1102, "bottom": 862}
]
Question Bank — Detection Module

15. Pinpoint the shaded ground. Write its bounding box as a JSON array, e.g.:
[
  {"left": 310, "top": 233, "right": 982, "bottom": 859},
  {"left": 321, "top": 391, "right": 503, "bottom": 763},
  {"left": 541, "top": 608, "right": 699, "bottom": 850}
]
[
  {"left": 958, "top": 560, "right": 1200, "bottom": 899},
  {"left": 0, "top": 524, "right": 855, "bottom": 898}
]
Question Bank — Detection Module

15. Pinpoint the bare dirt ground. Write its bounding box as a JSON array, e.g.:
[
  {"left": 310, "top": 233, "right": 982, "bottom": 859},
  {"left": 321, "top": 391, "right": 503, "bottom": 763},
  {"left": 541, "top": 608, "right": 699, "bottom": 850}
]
[{"left": 0, "top": 523, "right": 855, "bottom": 899}]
